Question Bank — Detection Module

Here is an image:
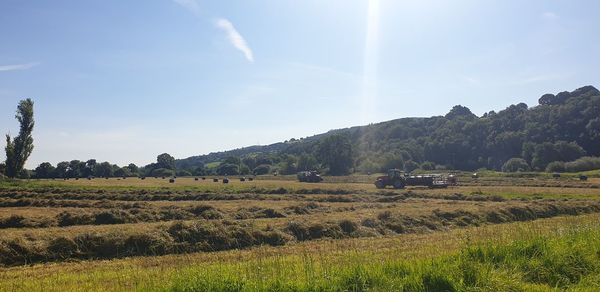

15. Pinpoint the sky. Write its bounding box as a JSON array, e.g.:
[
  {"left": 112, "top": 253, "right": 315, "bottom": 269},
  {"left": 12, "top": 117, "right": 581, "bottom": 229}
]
[{"left": 1, "top": 0, "right": 600, "bottom": 168}]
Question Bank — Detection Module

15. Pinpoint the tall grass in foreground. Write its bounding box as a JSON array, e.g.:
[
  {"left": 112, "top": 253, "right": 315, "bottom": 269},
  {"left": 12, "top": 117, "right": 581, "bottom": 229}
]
[{"left": 170, "top": 226, "right": 600, "bottom": 291}]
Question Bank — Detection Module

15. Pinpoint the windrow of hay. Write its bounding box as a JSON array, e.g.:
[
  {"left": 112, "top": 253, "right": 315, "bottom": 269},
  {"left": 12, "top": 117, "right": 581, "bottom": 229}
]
[{"left": 1, "top": 200, "right": 599, "bottom": 267}]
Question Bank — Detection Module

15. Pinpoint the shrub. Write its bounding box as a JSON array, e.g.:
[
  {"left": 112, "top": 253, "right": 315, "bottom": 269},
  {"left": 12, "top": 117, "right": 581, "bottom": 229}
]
[
  {"left": 564, "top": 156, "right": 600, "bottom": 172},
  {"left": 501, "top": 158, "right": 530, "bottom": 172},
  {"left": 176, "top": 170, "right": 192, "bottom": 177},
  {"left": 150, "top": 168, "right": 175, "bottom": 177},
  {"left": 253, "top": 164, "right": 271, "bottom": 175},
  {"left": 420, "top": 161, "right": 436, "bottom": 171},
  {"left": 545, "top": 161, "right": 565, "bottom": 173},
  {"left": 404, "top": 160, "right": 420, "bottom": 173}
]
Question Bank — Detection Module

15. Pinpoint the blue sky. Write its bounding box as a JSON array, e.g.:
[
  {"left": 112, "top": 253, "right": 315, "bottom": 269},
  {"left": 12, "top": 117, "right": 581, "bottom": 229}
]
[{"left": 1, "top": 0, "right": 599, "bottom": 168}]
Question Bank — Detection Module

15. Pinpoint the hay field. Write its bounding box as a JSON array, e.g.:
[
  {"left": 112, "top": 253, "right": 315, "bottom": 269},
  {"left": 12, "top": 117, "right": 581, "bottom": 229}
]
[{"left": 1, "top": 175, "right": 600, "bottom": 290}]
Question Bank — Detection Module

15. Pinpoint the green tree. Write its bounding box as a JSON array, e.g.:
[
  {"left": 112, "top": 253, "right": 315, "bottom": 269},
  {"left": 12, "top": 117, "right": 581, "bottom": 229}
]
[
  {"left": 216, "top": 163, "right": 239, "bottom": 175},
  {"left": 253, "top": 164, "right": 271, "bottom": 175},
  {"left": 239, "top": 164, "right": 251, "bottom": 175},
  {"left": 34, "top": 162, "right": 55, "bottom": 178},
  {"left": 317, "top": 134, "right": 353, "bottom": 175},
  {"left": 94, "top": 162, "right": 114, "bottom": 177},
  {"left": 279, "top": 155, "right": 297, "bottom": 175},
  {"left": 157, "top": 153, "right": 175, "bottom": 170},
  {"left": 115, "top": 167, "right": 133, "bottom": 177},
  {"left": 127, "top": 163, "right": 139, "bottom": 175},
  {"left": 4, "top": 99, "right": 35, "bottom": 178},
  {"left": 55, "top": 161, "right": 69, "bottom": 178},
  {"left": 83, "top": 159, "right": 97, "bottom": 177},
  {"left": 297, "top": 153, "right": 318, "bottom": 171}
]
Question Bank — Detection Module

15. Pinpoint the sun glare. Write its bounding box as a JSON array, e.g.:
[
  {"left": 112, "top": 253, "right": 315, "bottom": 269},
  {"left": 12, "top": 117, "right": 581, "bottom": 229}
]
[{"left": 361, "top": 0, "right": 381, "bottom": 124}]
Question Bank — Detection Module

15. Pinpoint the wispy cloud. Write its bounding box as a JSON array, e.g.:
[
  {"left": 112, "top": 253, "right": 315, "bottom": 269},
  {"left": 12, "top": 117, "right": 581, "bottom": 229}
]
[
  {"left": 172, "top": 0, "right": 201, "bottom": 16},
  {"left": 0, "top": 62, "right": 39, "bottom": 72},
  {"left": 215, "top": 18, "right": 254, "bottom": 63}
]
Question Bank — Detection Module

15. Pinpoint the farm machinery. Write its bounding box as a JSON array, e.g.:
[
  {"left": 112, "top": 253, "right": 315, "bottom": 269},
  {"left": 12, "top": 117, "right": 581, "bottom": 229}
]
[
  {"left": 374, "top": 169, "right": 450, "bottom": 189},
  {"left": 297, "top": 171, "right": 323, "bottom": 183}
]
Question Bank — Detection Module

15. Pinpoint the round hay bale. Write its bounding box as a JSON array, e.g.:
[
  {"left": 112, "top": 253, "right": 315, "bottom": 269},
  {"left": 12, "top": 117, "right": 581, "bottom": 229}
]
[
  {"left": 223, "top": 178, "right": 229, "bottom": 184},
  {"left": 194, "top": 177, "right": 199, "bottom": 181},
  {"left": 169, "top": 178, "right": 175, "bottom": 183},
  {"left": 201, "top": 177, "right": 206, "bottom": 180}
]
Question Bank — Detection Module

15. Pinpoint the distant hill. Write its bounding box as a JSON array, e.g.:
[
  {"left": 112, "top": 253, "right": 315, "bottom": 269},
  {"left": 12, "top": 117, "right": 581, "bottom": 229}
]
[{"left": 176, "top": 86, "right": 600, "bottom": 172}]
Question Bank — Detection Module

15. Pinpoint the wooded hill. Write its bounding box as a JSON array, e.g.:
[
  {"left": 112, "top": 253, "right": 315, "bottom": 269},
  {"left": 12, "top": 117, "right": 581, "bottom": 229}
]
[{"left": 176, "top": 86, "right": 600, "bottom": 174}]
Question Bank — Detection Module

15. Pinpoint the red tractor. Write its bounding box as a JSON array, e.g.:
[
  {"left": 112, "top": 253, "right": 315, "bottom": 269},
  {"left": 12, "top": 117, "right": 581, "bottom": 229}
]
[{"left": 374, "top": 169, "right": 449, "bottom": 189}]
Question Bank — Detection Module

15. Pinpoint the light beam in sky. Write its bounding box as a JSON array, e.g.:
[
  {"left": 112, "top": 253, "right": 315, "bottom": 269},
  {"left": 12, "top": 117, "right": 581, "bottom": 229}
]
[{"left": 361, "top": 0, "right": 380, "bottom": 124}]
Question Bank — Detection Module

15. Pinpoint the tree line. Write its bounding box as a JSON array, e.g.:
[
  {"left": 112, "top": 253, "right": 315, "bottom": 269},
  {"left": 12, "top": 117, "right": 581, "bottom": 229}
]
[
  {"left": 3, "top": 86, "right": 600, "bottom": 179},
  {"left": 174, "top": 85, "right": 600, "bottom": 175}
]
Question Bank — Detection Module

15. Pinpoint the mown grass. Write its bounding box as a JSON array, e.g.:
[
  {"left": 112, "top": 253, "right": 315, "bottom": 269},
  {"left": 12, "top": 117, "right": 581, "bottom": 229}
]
[
  {"left": 169, "top": 221, "right": 600, "bottom": 291},
  {"left": 2, "top": 213, "right": 599, "bottom": 291}
]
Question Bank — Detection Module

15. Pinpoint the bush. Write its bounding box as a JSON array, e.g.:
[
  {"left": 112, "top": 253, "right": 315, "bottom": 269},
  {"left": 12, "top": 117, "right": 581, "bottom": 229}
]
[
  {"left": 216, "top": 163, "right": 239, "bottom": 176},
  {"left": 151, "top": 168, "right": 175, "bottom": 177},
  {"left": 564, "top": 156, "right": 600, "bottom": 172},
  {"left": 420, "top": 161, "right": 436, "bottom": 171},
  {"left": 176, "top": 170, "right": 192, "bottom": 177},
  {"left": 404, "top": 160, "right": 420, "bottom": 173},
  {"left": 502, "top": 158, "right": 530, "bottom": 172},
  {"left": 253, "top": 164, "right": 271, "bottom": 175},
  {"left": 546, "top": 161, "right": 565, "bottom": 173}
]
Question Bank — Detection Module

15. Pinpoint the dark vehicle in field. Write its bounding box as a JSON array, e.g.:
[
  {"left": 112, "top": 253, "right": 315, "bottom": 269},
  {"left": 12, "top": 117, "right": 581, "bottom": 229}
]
[
  {"left": 297, "top": 171, "right": 323, "bottom": 183},
  {"left": 374, "top": 169, "right": 449, "bottom": 189}
]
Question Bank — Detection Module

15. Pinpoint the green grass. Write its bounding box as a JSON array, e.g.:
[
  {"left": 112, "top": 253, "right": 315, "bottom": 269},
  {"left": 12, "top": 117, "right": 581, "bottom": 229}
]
[{"left": 169, "top": 224, "right": 600, "bottom": 291}]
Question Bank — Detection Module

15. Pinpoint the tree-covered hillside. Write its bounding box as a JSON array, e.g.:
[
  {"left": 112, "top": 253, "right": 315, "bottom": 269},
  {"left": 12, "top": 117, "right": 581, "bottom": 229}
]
[{"left": 176, "top": 86, "right": 600, "bottom": 174}]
